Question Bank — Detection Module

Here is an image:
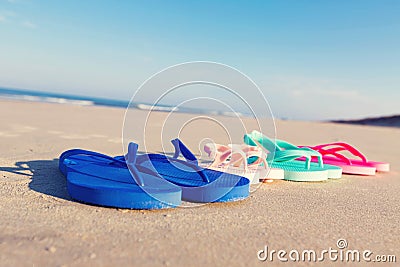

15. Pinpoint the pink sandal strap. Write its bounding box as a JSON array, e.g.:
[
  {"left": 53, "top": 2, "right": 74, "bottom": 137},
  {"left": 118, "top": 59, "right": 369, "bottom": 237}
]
[
  {"left": 204, "top": 143, "right": 268, "bottom": 170},
  {"left": 311, "top": 147, "right": 352, "bottom": 164},
  {"left": 306, "top": 142, "right": 368, "bottom": 163}
]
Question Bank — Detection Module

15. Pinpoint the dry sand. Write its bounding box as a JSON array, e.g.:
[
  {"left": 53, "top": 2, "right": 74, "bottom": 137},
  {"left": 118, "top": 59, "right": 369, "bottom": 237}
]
[{"left": 0, "top": 100, "right": 399, "bottom": 266}]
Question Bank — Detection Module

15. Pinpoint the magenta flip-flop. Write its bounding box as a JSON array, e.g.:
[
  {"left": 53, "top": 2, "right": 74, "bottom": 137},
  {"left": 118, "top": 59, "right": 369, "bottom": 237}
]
[{"left": 300, "top": 142, "right": 389, "bottom": 175}]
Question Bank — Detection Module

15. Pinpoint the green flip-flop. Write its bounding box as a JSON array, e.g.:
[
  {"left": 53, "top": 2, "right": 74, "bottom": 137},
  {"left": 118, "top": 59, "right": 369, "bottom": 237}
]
[
  {"left": 244, "top": 131, "right": 340, "bottom": 182},
  {"left": 274, "top": 138, "right": 342, "bottom": 179}
]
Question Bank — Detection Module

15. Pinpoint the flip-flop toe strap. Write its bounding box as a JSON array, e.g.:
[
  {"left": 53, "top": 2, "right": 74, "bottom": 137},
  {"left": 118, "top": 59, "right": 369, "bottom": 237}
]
[
  {"left": 205, "top": 143, "right": 268, "bottom": 170},
  {"left": 60, "top": 143, "right": 148, "bottom": 186},
  {"left": 171, "top": 138, "right": 210, "bottom": 183},
  {"left": 308, "top": 142, "right": 368, "bottom": 163},
  {"left": 244, "top": 132, "right": 324, "bottom": 169},
  {"left": 60, "top": 149, "right": 126, "bottom": 167}
]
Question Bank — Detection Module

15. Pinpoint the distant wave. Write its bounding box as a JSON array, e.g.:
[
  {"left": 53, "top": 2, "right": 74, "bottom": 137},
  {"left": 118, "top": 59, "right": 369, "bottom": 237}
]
[
  {"left": 44, "top": 97, "right": 94, "bottom": 106},
  {"left": 0, "top": 87, "right": 122, "bottom": 108},
  {"left": 0, "top": 94, "right": 94, "bottom": 106},
  {"left": 137, "top": 103, "right": 179, "bottom": 112},
  {"left": 222, "top": 111, "right": 243, "bottom": 117},
  {"left": 0, "top": 87, "right": 247, "bottom": 117}
]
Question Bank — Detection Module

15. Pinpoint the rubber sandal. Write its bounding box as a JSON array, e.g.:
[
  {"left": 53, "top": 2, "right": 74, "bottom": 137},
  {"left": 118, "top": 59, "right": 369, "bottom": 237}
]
[
  {"left": 135, "top": 138, "right": 250, "bottom": 203},
  {"left": 300, "top": 142, "right": 388, "bottom": 175},
  {"left": 59, "top": 143, "right": 182, "bottom": 209},
  {"left": 202, "top": 143, "right": 284, "bottom": 184},
  {"left": 246, "top": 131, "right": 343, "bottom": 179},
  {"left": 272, "top": 139, "right": 343, "bottom": 179},
  {"left": 244, "top": 131, "right": 331, "bottom": 182}
]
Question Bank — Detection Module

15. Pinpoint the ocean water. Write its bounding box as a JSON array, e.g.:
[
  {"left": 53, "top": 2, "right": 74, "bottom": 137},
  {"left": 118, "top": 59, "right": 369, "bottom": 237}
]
[
  {"left": 0, "top": 87, "right": 243, "bottom": 117},
  {"left": 0, "top": 87, "right": 128, "bottom": 108}
]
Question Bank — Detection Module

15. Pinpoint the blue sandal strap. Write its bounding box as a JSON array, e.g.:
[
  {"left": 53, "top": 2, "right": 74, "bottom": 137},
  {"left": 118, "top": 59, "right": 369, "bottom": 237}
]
[
  {"left": 135, "top": 139, "right": 210, "bottom": 183},
  {"left": 60, "top": 149, "right": 126, "bottom": 167},
  {"left": 125, "top": 142, "right": 145, "bottom": 186},
  {"left": 60, "top": 143, "right": 147, "bottom": 186},
  {"left": 171, "top": 138, "right": 198, "bottom": 164},
  {"left": 171, "top": 138, "right": 210, "bottom": 183}
]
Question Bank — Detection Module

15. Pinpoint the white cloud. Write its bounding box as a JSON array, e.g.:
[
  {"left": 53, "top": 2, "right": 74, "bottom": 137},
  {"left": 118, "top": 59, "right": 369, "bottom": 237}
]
[
  {"left": 21, "top": 20, "right": 37, "bottom": 29},
  {"left": 0, "top": 15, "right": 5, "bottom": 22}
]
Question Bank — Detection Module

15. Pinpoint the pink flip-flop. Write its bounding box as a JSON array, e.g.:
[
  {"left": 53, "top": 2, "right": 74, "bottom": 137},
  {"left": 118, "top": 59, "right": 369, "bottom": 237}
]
[
  {"left": 203, "top": 143, "right": 284, "bottom": 184},
  {"left": 300, "top": 142, "right": 389, "bottom": 175}
]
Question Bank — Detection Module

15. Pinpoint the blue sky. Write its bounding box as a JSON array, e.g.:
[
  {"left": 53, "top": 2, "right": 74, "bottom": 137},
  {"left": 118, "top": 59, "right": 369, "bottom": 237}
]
[{"left": 0, "top": 0, "right": 399, "bottom": 120}]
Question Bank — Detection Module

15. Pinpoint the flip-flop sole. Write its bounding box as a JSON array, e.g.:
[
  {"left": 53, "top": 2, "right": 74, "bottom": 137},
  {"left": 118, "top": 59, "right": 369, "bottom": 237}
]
[
  {"left": 320, "top": 157, "right": 386, "bottom": 174},
  {"left": 60, "top": 155, "right": 182, "bottom": 209},
  {"left": 331, "top": 163, "right": 376, "bottom": 176},
  {"left": 271, "top": 162, "right": 328, "bottom": 182},
  {"left": 264, "top": 168, "right": 285, "bottom": 180},
  {"left": 303, "top": 157, "right": 376, "bottom": 176},
  {"left": 67, "top": 172, "right": 181, "bottom": 209},
  {"left": 293, "top": 159, "right": 342, "bottom": 179},
  {"left": 319, "top": 163, "right": 342, "bottom": 179},
  {"left": 200, "top": 164, "right": 284, "bottom": 184},
  {"left": 367, "top": 161, "right": 390, "bottom": 172}
]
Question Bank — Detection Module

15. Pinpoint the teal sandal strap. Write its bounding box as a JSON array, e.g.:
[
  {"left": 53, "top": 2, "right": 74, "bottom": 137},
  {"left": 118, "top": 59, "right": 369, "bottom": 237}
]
[
  {"left": 244, "top": 132, "right": 279, "bottom": 152},
  {"left": 245, "top": 131, "right": 324, "bottom": 169}
]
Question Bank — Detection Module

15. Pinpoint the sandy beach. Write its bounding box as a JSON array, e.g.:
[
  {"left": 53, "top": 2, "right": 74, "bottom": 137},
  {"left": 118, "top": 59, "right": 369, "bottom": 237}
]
[{"left": 0, "top": 100, "right": 399, "bottom": 266}]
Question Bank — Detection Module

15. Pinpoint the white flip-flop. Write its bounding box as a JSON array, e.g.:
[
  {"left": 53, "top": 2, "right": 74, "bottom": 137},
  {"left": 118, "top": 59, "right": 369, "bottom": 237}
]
[{"left": 202, "top": 143, "right": 284, "bottom": 184}]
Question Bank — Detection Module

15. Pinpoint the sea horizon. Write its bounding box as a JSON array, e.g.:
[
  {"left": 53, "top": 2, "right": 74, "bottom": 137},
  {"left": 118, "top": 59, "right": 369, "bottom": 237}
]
[
  {"left": 0, "top": 86, "right": 246, "bottom": 118},
  {"left": 1, "top": 86, "right": 398, "bottom": 127}
]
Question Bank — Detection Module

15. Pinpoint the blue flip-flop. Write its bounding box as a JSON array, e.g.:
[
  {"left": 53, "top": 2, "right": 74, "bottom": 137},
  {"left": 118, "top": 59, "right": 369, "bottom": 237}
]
[
  {"left": 59, "top": 143, "right": 182, "bottom": 209},
  {"left": 134, "top": 138, "right": 250, "bottom": 203}
]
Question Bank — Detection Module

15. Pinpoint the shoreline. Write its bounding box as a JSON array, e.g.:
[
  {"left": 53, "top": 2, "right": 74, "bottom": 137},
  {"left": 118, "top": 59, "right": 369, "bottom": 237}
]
[{"left": 2, "top": 87, "right": 398, "bottom": 127}]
